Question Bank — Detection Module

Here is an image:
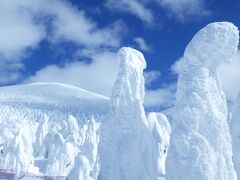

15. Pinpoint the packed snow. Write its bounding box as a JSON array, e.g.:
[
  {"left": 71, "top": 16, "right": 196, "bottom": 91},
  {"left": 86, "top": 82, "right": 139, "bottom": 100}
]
[
  {"left": 0, "top": 21, "right": 240, "bottom": 180},
  {"left": 230, "top": 92, "right": 240, "bottom": 178}
]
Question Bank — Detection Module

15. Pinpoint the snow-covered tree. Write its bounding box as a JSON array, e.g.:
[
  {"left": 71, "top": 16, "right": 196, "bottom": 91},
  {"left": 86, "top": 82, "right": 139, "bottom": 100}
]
[
  {"left": 34, "top": 114, "right": 49, "bottom": 156},
  {"left": 147, "top": 112, "right": 171, "bottom": 177},
  {"left": 45, "top": 132, "right": 76, "bottom": 176},
  {"left": 166, "top": 22, "right": 239, "bottom": 180},
  {"left": 99, "top": 47, "right": 158, "bottom": 180}
]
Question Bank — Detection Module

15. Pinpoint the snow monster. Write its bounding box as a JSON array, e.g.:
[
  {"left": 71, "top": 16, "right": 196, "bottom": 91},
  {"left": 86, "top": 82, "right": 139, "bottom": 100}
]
[
  {"left": 166, "top": 22, "right": 239, "bottom": 180},
  {"left": 98, "top": 47, "right": 158, "bottom": 180}
]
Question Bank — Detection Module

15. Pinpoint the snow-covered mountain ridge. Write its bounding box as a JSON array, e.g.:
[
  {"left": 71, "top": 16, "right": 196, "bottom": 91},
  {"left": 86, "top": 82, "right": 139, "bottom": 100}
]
[{"left": 0, "top": 82, "right": 110, "bottom": 115}]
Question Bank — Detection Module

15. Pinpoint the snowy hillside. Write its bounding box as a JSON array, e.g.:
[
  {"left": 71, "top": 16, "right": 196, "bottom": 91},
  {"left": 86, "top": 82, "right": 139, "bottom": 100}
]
[
  {"left": 0, "top": 83, "right": 110, "bottom": 179},
  {"left": 0, "top": 82, "right": 110, "bottom": 117}
]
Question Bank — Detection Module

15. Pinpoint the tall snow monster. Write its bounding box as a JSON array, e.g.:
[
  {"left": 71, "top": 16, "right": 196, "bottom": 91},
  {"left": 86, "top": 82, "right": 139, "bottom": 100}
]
[
  {"left": 166, "top": 22, "right": 239, "bottom": 180},
  {"left": 98, "top": 47, "right": 158, "bottom": 180}
]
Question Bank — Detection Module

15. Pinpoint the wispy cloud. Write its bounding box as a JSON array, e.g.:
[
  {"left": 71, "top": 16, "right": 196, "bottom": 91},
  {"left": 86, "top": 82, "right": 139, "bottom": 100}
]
[
  {"left": 144, "top": 84, "right": 176, "bottom": 109},
  {"left": 134, "top": 37, "right": 152, "bottom": 52},
  {"left": 105, "top": 0, "right": 154, "bottom": 25},
  {"left": 144, "top": 68, "right": 175, "bottom": 110},
  {"left": 144, "top": 70, "right": 161, "bottom": 86},
  {"left": 157, "top": 0, "right": 210, "bottom": 21}
]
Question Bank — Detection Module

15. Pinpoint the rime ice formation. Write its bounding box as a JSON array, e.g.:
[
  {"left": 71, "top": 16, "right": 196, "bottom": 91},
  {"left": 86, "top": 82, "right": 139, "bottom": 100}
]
[
  {"left": 166, "top": 22, "right": 239, "bottom": 180},
  {"left": 98, "top": 47, "right": 158, "bottom": 180},
  {"left": 0, "top": 83, "right": 110, "bottom": 179},
  {"left": 230, "top": 93, "right": 240, "bottom": 178},
  {"left": 147, "top": 112, "right": 171, "bottom": 177}
]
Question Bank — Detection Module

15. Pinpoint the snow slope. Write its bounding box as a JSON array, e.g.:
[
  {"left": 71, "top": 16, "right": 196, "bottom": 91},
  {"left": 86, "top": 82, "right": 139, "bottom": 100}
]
[
  {"left": 0, "top": 82, "right": 109, "bottom": 116},
  {"left": 0, "top": 83, "right": 110, "bottom": 178},
  {"left": 166, "top": 22, "right": 239, "bottom": 180}
]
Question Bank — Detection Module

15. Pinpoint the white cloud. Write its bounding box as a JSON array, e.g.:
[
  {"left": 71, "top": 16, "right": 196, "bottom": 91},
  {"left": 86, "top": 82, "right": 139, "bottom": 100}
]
[
  {"left": 144, "top": 70, "right": 161, "bottom": 85},
  {"left": 106, "top": 0, "right": 154, "bottom": 25},
  {"left": 25, "top": 50, "right": 119, "bottom": 97},
  {"left": 144, "top": 84, "right": 176, "bottom": 109},
  {"left": 0, "top": 0, "right": 123, "bottom": 84},
  {"left": 134, "top": 37, "right": 152, "bottom": 52},
  {"left": 218, "top": 51, "right": 240, "bottom": 101},
  {"left": 46, "top": 1, "right": 123, "bottom": 47},
  {"left": 157, "top": 0, "right": 210, "bottom": 21},
  {"left": 0, "top": 1, "right": 46, "bottom": 82},
  {"left": 0, "top": 4, "right": 45, "bottom": 60}
]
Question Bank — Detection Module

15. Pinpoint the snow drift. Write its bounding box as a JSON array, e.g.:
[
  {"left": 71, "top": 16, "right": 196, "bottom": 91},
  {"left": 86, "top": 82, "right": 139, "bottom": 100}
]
[{"left": 166, "top": 22, "right": 239, "bottom": 180}]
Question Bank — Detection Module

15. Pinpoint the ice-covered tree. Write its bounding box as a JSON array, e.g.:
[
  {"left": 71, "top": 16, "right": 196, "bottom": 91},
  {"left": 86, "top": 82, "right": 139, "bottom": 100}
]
[
  {"left": 99, "top": 47, "right": 157, "bottom": 180},
  {"left": 45, "top": 132, "right": 76, "bottom": 176},
  {"left": 147, "top": 112, "right": 171, "bottom": 177},
  {"left": 34, "top": 114, "right": 49, "bottom": 156},
  {"left": 166, "top": 22, "right": 239, "bottom": 180}
]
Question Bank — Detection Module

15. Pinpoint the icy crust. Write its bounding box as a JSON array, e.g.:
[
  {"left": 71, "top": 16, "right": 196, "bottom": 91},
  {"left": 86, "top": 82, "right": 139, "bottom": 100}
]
[
  {"left": 99, "top": 47, "right": 158, "bottom": 180},
  {"left": 147, "top": 112, "right": 171, "bottom": 177},
  {"left": 166, "top": 22, "right": 239, "bottom": 180},
  {"left": 230, "top": 93, "right": 240, "bottom": 178},
  {"left": 0, "top": 83, "right": 110, "bottom": 178}
]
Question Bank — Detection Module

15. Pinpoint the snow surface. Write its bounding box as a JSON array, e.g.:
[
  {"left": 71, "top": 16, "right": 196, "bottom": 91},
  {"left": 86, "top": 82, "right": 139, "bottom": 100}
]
[
  {"left": 166, "top": 22, "right": 239, "bottom": 180},
  {"left": 230, "top": 93, "right": 240, "bottom": 178}
]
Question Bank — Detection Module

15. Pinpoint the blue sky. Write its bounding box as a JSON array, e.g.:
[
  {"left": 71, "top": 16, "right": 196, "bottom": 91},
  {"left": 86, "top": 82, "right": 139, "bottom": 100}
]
[{"left": 0, "top": 0, "right": 240, "bottom": 111}]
